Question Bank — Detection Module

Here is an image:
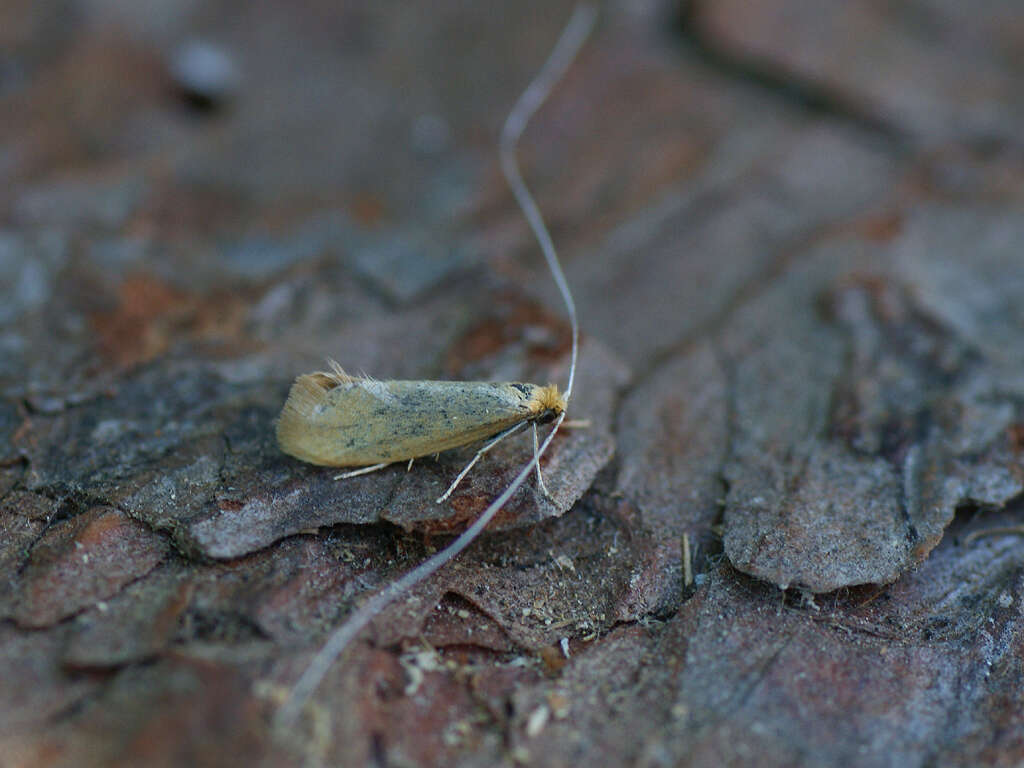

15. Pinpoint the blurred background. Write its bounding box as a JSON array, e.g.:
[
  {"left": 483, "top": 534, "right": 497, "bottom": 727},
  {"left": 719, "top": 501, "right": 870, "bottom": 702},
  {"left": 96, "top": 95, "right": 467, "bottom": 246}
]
[
  {"left": 3, "top": 0, "right": 1023, "bottom": 391},
  {"left": 4, "top": 1, "right": 1024, "bottom": 766},
  {"left": 2, "top": 0, "right": 601, "bottom": 391}
]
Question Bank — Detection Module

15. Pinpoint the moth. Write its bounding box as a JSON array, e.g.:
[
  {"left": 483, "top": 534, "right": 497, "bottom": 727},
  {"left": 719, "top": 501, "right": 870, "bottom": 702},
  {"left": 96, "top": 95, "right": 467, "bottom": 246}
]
[
  {"left": 273, "top": 2, "right": 595, "bottom": 732},
  {"left": 276, "top": 361, "right": 567, "bottom": 500}
]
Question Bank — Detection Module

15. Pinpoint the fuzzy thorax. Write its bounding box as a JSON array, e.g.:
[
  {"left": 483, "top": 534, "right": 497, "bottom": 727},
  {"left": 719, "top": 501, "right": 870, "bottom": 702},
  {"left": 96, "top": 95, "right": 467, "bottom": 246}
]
[{"left": 529, "top": 384, "right": 566, "bottom": 424}]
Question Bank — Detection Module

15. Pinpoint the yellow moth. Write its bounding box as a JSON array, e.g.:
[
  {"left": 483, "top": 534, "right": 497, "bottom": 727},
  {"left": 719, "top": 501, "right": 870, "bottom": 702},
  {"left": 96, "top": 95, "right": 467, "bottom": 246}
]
[
  {"left": 276, "top": 362, "right": 566, "bottom": 468},
  {"left": 273, "top": 3, "right": 596, "bottom": 732}
]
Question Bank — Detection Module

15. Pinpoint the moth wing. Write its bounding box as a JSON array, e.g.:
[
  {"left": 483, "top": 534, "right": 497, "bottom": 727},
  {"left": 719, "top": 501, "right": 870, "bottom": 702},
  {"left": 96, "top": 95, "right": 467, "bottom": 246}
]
[
  {"left": 344, "top": 380, "right": 533, "bottom": 461},
  {"left": 276, "top": 373, "right": 352, "bottom": 465},
  {"left": 277, "top": 377, "right": 535, "bottom": 467}
]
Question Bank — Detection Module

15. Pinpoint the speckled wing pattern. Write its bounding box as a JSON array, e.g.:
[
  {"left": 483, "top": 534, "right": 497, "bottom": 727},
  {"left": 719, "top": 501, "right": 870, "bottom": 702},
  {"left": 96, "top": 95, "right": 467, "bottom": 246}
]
[{"left": 276, "top": 372, "right": 545, "bottom": 466}]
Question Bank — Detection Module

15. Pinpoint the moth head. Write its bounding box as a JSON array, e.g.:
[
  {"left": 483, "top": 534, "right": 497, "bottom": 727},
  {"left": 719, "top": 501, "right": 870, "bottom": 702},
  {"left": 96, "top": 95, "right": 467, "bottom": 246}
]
[{"left": 531, "top": 384, "right": 566, "bottom": 424}]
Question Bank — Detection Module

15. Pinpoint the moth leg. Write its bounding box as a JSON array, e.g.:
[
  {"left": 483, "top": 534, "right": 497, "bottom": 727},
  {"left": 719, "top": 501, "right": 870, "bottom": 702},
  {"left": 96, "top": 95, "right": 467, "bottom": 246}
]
[
  {"left": 407, "top": 458, "right": 415, "bottom": 472},
  {"left": 532, "top": 422, "right": 554, "bottom": 500},
  {"left": 436, "top": 422, "right": 528, "bottom": 504},
  {"left": 334, "top": 462, "right": 391, "bottom": 480}
]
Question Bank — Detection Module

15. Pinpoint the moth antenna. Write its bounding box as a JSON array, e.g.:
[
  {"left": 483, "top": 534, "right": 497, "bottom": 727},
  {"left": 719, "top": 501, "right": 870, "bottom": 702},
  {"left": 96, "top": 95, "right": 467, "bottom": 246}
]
[
  {"left": 500, "top": 5, "right": 590, "bottom": 403},
  {"left": 274, "top": 3, "right": 596, "bottom": 734},
  {"left": 436, "top": 421, "right": 530, "bottom": 503}
]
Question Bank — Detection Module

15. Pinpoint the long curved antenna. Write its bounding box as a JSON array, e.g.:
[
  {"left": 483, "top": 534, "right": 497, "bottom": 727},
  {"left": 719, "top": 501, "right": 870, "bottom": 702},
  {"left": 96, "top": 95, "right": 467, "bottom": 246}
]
[
  {"left": 499, "top": 3, "right": 593, "bottom": 401},
  {"left": 274, "top": 3, "right": 596, "bottom": 733}
]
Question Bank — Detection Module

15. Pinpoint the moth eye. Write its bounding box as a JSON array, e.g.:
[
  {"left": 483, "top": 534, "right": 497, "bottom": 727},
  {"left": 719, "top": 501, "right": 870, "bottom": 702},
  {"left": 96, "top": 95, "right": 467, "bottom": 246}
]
[{"left": 536, "top": 409, "right": 557, "bottom": 425}]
